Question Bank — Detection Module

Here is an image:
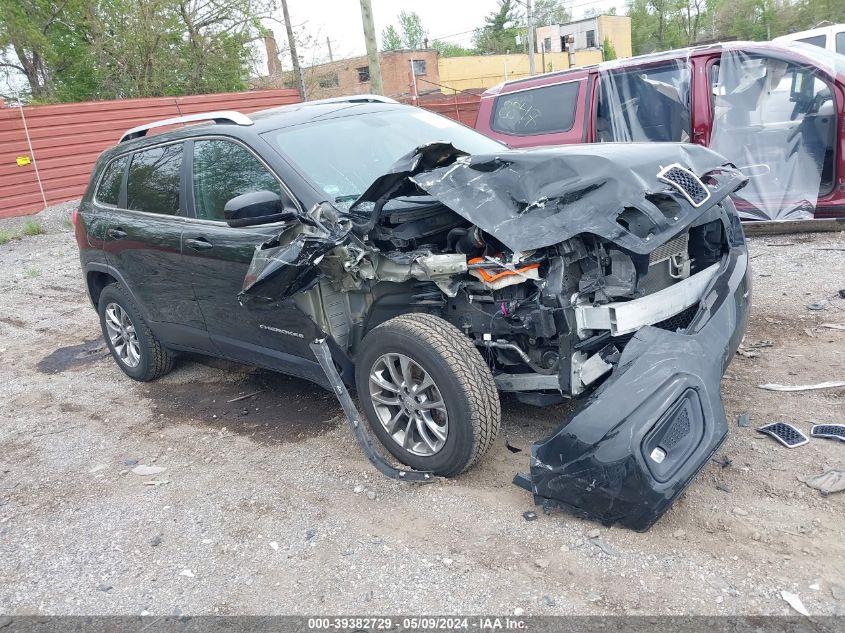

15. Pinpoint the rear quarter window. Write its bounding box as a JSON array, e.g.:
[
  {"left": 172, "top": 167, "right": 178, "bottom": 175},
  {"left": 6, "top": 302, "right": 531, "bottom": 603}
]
[
  {"left": 491, "top": 81, "right": 580, "bottom": 136},
  {"left": 126, "top": 143, "right": 183, "bottom": 215},
  {"left": 95, "top": 156, "right": 128, "bottom": 206}
]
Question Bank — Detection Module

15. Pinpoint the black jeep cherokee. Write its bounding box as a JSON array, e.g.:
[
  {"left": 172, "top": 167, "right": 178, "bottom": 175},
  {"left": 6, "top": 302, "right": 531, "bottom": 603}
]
[{"left": 76, "top": 96, "right": 751, "bottom": 530}]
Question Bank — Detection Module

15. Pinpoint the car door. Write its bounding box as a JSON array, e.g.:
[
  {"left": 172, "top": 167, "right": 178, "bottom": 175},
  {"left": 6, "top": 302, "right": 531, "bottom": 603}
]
[
  {"left": 101, "top": 142, "right": 208, "bottom": 349},
  {"left": 707, "top": 54, "right": 837, "bottom": 220},
  {"left": 182, "top": 137, "right": 323, "bottom": 379}
]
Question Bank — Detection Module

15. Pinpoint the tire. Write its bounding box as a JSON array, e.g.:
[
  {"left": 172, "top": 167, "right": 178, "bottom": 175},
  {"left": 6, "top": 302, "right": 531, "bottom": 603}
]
[
  {"left": 355, "top": 313, "right": 500, "bottom": 476},
  {"left": 97, "top": 283, "right": 175, "bottom": 382}
]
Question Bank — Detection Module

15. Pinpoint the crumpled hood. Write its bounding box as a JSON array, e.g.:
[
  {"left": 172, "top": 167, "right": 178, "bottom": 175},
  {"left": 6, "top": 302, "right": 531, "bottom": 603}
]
[{"left": 355, "top": 142, "right": 746, "bottom": 254}]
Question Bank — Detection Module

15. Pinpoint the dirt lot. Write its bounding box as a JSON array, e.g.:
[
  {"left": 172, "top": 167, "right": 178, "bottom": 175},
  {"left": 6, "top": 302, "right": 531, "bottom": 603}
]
[{"left": 1, "top": 205, "right": 843, "bottom": 616}]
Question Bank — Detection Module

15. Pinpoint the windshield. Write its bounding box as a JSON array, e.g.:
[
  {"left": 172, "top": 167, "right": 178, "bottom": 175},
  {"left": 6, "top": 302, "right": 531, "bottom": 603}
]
[{"left": 264, "top": 107, "right": 505, "bottom": 204}]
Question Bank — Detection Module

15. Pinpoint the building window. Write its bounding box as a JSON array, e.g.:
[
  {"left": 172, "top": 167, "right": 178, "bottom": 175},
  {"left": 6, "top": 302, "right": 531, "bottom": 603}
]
[
  {"left": 586, "top": 30, "right": 596, "bottom": 48},
  {"left": 412, "top": 59, "right": 426, "bottom": 76},
  {"left": 543, "top": 37, "right": 551, "bottom": 52},
  {"left": 318, "top": 73, "right": 339, "bottom": 88},
  {"left": 357, "top": 66, "right": 370, "bottom": 82}
]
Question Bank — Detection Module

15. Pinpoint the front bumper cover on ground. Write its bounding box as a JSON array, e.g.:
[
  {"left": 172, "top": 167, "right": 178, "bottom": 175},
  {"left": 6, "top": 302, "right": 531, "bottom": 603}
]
[{"left": 516, "top": 248, "right": 750, "bottom": 531}]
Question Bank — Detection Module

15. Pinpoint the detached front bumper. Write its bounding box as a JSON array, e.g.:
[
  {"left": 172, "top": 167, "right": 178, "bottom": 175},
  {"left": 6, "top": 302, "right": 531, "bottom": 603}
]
[{"left": 516, "top": 247, "right": 751, "bottom": 531}]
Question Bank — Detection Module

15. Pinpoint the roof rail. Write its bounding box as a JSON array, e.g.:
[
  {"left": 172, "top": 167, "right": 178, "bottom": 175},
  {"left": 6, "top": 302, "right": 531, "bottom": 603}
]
[
  {"left": 302, "top": 94, "right": 399, "bottom": 106},
  {"left": 119, "top": 110, "right": 253, "bottom": 143}
]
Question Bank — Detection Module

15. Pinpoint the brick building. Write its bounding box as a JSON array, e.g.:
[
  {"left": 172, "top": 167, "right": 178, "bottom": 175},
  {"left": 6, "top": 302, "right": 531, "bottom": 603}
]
[{"left": 260, "top": 49, "right": 441, "bottom": 101}]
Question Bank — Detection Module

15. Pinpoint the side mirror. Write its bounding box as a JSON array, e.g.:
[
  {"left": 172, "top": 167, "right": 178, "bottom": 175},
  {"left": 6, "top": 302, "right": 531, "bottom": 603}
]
[{"left": 224, "top": 190, "right": 297, "bottom": 227}]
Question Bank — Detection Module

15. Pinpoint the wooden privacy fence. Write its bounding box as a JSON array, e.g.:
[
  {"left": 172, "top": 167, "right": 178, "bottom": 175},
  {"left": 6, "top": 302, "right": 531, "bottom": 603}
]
[
  {"left": 400, "top": 93, "right": 482, "bottom": 127},
  {"left": 0, "top": 89, "right": 301, "bottom": 219}
]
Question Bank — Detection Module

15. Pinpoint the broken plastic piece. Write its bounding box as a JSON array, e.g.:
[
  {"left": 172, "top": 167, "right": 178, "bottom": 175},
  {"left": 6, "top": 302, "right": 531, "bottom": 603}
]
[
  {"left": 798, "top": 469, "right": 845, "bottom": 496},
  {"left": 757, "top": 422, "right": 808, "bottom": 448},
  {"left": 759, "top": 381, "right": 845, "bottom": 392},
  {"left": 810, "top": 424, "right": 845, "bottom": 442},
  {"left": 737, "top": 413, "right": 750, "bottom": 428},
  {"left": 309, "top": 338, "right": 434, "bottom": 483}
]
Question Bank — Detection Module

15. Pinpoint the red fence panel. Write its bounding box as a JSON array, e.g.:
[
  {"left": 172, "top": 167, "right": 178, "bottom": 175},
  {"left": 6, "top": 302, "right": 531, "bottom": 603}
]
[
  {"left": 400, "top": 94, "right": 482, "bottom": 127},
  {"left": 0, "top": 89, "right": 301, "bottom": 219}
]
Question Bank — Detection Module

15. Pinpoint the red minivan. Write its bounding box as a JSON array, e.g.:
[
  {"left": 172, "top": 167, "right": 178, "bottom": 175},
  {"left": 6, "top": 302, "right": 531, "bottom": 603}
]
[{"left": 475, "top": 42, "right": 845, "bottom": 221}]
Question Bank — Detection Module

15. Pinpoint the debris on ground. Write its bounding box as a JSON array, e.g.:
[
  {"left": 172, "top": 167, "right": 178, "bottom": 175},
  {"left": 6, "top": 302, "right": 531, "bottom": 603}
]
[
  {"left": 505, "top": 441, "right": 522, "bottom": 453},
  {"left": 757, "top": 422, "right": 809, "bottom": 448},
  {"left": 178, "top": 569, "right": 195, "bottom": 578},
  {"left": 130, "top": 465, "right": 166, "bottom": 476},
  {"left": 522, "top": 511, "right": 537, "bottom": 522},
  {"left": 810, "top": 424, "right": 845, "bottom": 442},
  {"left": 806, "top": 302, "right": 827, "bottom": 311},
  {"left": 758, "top": 381, "right": 845, "bottom": 392},
  {"left": 798, "top": 470, "right": 845, "bottom": 496},
  {"left": 780, "top": 590, "right": 809, "bottom": 616},
  {"left": 737, "top": 413, "right": 751, "bottom": 428},
  {"left": 819, "top": 323, "right": 845, "bottom": 331},
  {"left": 589, "top": 537, "right": 619, "bottom": 557},
  {"left": 227, "top": 390, "right": 263, "bottom": 403}
]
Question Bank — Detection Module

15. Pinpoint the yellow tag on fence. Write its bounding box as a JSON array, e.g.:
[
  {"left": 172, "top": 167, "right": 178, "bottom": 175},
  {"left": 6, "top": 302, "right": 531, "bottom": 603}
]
[{"left": 16, "top": 156, "right": 31, "bottom": 166}]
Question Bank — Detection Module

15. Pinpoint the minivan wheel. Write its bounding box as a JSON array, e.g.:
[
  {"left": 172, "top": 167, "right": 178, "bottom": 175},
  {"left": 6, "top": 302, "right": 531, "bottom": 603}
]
[
  {"left": 97, "top": 283, "right": 175, "bottom": 382},
  {"left": 355, "top": 313, "right": 500, "bottom": 477}
]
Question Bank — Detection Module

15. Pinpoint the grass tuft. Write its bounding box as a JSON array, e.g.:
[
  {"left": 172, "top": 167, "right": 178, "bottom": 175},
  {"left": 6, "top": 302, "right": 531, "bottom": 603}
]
[{"left": 22, "top": 219, "right": 43, "bottom": 236}]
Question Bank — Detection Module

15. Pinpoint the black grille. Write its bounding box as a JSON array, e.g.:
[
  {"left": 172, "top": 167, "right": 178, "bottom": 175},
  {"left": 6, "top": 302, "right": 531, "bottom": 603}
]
[
  {"left": 757, "top": 422, "right": 809, "bottom": 448},
  {"left": 659, "top": 165, "right": 710, "bottom": 206},
  {"left": 661, "top": 407, "right": 691, "bottom": 449}
]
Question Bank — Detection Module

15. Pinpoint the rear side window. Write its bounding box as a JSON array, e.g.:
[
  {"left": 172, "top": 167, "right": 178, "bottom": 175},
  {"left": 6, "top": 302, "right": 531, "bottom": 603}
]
[
  {"left": 836, "top": 32, "right": 845, "bottom": 54},
  {"left": 192, "top": 140, "right": 284, "bottom": 221},
  {"left": 127, "top": 144, "right": 183, "bottom": 215},
  {"left": 491, "top": 81, "right": 580, "bottom": 136},
  {"left": 95, "top": 156, "right": 127, "bottom": 206},
  {"left": 796, "top": 34, "right": 826, "bottom": 48}
]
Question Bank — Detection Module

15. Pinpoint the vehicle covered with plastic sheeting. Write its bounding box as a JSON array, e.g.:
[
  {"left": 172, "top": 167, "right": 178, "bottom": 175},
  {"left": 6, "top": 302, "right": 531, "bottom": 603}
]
[{"left": 476, "top": 41, "right": 845, "bottom": 222}]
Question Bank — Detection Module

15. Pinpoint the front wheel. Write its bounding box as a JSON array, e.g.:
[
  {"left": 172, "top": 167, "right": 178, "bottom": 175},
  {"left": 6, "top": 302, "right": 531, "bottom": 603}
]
[{"left": 355, "top": 313, "right": 500, "bottom": 476}]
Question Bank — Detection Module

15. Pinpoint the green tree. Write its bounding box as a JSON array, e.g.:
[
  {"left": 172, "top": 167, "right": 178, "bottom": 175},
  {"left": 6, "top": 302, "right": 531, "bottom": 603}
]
[
  {"left": 381, "top": 11, "right": 428, "bottom": 50},
  {"left": 473, "top": 0, "right": 522, "bottom": 54},
  {"left": 602, "top": 36, "right": 617, "bottom": 60},
  {"left": 381, "top": 24, "right": 402, "bottom": 50},
  {"left": 398, "top": 10, "right": 427, "bottom": 48},
  {"left": 1, "top": 0, "right": 274, "bottom": 102},
  {"left": 431, "top": 39, "right": 477, "bottom": 57},
  {"left": 533, "top": 0, "right": 569, "bottom": 26}
]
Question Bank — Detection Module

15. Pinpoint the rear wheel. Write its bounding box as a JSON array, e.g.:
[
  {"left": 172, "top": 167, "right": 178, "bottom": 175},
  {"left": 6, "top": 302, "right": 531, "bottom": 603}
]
[
  {"left": 355, "top": 313, "right": 500, "bottom": 476},
  {"left": 98, "top": 283, "right": 175, "bottom": 382}
]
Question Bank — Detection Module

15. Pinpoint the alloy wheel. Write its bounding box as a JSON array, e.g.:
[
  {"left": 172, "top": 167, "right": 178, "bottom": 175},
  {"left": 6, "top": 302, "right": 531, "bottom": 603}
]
[
  {"left": 368, "top": 353, "right": 449, "bottom": 456},
  {"left": 104, "top": 302, "right": 141, "bottom": 368}
]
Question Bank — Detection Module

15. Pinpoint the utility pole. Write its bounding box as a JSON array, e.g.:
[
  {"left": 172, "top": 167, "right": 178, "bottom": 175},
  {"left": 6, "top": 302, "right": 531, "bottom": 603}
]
[
  {"left": 526, "top": 0, "right": 536, "bottom": 76},
  {"left": 280, "top": 0, "right": 306, "bottom": 100},
  {"left": 359, "top": 0, "right": 384, "bottom": 95},
  {"left": 326, "top": 36, "right": 334, "bottom": 62}
]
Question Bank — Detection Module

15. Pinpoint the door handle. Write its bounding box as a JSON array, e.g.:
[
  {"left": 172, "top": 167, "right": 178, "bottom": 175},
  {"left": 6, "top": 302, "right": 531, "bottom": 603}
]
[
  {"left": 185, "top": 237, "right": 214, "bottom": 251},
  {"left": 107, "top": 227, "right": 127, "bottom": 239}
]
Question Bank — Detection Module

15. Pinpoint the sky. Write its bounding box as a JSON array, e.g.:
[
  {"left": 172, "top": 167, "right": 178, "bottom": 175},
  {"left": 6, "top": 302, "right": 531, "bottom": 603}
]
[{"left": 271, "top": 0, "right": 625, "bottom": 70}]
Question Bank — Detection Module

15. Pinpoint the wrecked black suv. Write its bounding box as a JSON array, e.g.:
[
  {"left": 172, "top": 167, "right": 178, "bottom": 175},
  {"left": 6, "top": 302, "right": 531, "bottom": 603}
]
[{"left": 76, "top": 96, "right": 750, "bottom": 530}]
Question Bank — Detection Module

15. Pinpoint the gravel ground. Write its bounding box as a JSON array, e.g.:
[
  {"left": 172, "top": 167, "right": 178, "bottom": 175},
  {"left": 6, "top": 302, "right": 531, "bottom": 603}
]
[{"left": 0, "top": 204, "right": 844, "bottom": 616}]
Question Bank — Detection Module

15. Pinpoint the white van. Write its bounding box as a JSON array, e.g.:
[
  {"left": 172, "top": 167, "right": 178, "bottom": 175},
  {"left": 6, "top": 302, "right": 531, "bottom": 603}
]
[{"left": 773, "top": 24, "right": 845, "bottom": 54}]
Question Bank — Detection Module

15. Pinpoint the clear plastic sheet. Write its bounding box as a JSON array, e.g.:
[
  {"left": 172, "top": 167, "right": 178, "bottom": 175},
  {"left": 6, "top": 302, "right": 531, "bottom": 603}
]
[
  {"left": 709, "top": 47, "right": 836, "bottom": 220},
  {"left": 596, "top": 58, "right": 692, "bottom": 143}
]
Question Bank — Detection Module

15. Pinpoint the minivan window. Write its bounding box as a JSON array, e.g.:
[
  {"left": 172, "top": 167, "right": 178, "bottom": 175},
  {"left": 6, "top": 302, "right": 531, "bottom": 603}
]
[
  {"left": 837, "top": 32, "right": 845, "bottom": 54},
  {"left": 126, "top": 144, "right": 182, "bottom": 215},
  {"left": 192, "top": 140, "right": 284, "bottom": 221},
  {"left": 491, "top": 81, "right": 580, "bottom": 136},
  {"left": 796, "top": 34, "right": 826, "bottom": 48},
  {"left": 596, "top": 62, "right": 691, "bottom": 143},
  {"left": 96, "top": 156, "right": 128, "bottom": 206}
]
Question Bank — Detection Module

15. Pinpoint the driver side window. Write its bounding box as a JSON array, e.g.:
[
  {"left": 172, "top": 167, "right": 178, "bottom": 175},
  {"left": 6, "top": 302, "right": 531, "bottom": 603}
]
[{"left": 192, "top": 140, "right": 285, "bottom": 221}]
